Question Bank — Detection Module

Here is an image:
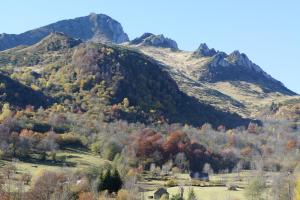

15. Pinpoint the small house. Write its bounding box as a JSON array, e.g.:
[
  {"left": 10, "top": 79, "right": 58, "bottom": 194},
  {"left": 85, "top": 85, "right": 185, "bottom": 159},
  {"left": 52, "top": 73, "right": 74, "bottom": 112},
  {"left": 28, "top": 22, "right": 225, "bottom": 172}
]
[
  {"left": 190, "top": 171, "right": 209, "bottom": 181},
  {"left": 154, "top": 188, "right": 169, "bottom": 199}
]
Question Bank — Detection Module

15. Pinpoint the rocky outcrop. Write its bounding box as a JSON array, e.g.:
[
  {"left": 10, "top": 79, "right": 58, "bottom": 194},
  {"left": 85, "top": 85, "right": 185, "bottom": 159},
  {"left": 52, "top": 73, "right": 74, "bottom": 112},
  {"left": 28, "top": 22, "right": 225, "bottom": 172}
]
[
  {"left": 227, "top": 50, "right": 268, "bottom": 75},
  {"left": 0, "top": 13, "right": 129, "bottom": 51},
  {"left": 195, "top": 49, "right": 296, "bottom": 95},
  {"left": 210, "top": 52, "right": 229, "bottom": 67},
  {"left": 130, "top": 33, "right": 178, "bottom": 50},
  {"left": 193, "top": 43, "right": 217, "bottom": 57},
  {"left": 31, "top": 32, "right": 82, "bottom": 52}
]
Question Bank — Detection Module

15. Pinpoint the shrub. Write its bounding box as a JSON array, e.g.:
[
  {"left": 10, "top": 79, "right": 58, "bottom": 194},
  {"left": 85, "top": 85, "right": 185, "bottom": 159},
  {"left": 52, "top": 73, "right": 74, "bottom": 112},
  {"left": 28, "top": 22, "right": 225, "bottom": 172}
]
[
  {"left": 244, "top": 177, "right": 266, "bottom": 200},
  {"left": 78, "top": 192, "right": 95, "bottom": 200},
  {"left": 165, "top": 179, "right": 178, "bottom": 187},
  {"left": 295, "top": 178, "right": 300, "bottom": 200},
  {"left": 0, "top": 150, "right": 4, "bottom": 159},
  {"left": 116, "top": 189, "right": 132, "bottom": 200},
  {"left": 160, "top": 194, "right": 169, "bottom": 200},
  {"left": 101, "top": 140, "right": 122, "bottom": 161},
  {"left": 187, "top": 188, "right": 197, "bottom": 200},
  {"left": 57, "top": 133, "right": 82, "bottom": 148},
  {"left": 170, "top": 193, "right": 182, "bottom": 200},
  {"left": 91, "top": 141, "right": 102, "bottom": 154}
]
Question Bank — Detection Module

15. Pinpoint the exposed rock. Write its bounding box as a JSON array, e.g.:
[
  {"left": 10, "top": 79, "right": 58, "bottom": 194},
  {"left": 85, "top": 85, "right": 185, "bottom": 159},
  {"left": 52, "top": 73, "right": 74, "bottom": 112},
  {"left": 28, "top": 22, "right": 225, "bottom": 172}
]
[
  {"left": 227, "top": 51, "right": 251, "bottom": 66},
  {"left": 226, "top": 50, "right": 274, "bottom": 78},
  {"left": 210, "top": 52, "right": 229, "bottom": 67},
  {"left": 31, "top": 32, "right": 82, "bottom": 52},
  {"left": 0, "top": 13, "right": 129, "bottom": 51},
  {"left": 195, "top": 49, "right": 295, "bottom": 95},
  {"left": 194, "top": 43, "right": 217, "bottom": 57},
  {"left": 130, "top": 33, "right": 178, "bottom": 50}
]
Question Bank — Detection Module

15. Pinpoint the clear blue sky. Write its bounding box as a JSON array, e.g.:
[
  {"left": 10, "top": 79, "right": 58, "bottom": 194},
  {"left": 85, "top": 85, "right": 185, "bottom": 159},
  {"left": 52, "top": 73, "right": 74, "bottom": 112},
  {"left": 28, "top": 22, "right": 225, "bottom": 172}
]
[{"left": 1, "top": 0, "right": 299, "bottom": 93}]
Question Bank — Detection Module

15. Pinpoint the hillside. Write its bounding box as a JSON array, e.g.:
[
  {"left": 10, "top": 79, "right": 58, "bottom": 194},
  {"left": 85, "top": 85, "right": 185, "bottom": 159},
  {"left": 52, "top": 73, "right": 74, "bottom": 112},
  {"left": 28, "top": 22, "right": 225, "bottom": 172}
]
[
  {"left": 129, "top": 42, "right": 297, "bottom": 117},
  {"left": 0, "top": 12, "right": 299, "bottom": 200},
  {"left": 0, "top": 16, "right": 297, "bottom": 125},
  {"left": 0, "top": 34, "right": 252, "bottom": 128},
  {"left": 0, "top": 72, "right": 52, "bottom": 108},
  {"left": 0, "top": 13, "right": 129, "bottom": 51}
]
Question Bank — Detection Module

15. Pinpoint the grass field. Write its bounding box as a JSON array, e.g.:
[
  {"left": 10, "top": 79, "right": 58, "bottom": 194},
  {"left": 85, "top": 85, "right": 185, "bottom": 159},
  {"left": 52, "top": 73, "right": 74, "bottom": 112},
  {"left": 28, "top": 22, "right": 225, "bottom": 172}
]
[
  {"left": 0, "top": 149, "right": 110, "bottom": 178},
  {"left": 144, "top": 186, "right": 246, "bottom": 200},
  {"left": 140, "top": 171, "right": 275, "bottom": 200}
]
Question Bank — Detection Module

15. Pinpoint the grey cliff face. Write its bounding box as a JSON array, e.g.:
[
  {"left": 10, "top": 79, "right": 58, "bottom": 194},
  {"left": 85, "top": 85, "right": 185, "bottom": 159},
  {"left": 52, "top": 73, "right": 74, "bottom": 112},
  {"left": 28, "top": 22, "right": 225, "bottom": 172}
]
[
  {"left": 194, "top": 43, "right": 217, "bottom": 57},
  {"left": 88, "top": 13, "right": 129, "bottom": 43},
  {"left": 210, "top": 52, "right": 229, "bottom": 67},
  {"left": 227, "top": 51, "right": 252, "bottom": 68},
  {"left": 130, "top": 33, "right": 179, "bottom": 50},
  {"left": 0, "top": 13, "right": 129, "bottom": 51}
]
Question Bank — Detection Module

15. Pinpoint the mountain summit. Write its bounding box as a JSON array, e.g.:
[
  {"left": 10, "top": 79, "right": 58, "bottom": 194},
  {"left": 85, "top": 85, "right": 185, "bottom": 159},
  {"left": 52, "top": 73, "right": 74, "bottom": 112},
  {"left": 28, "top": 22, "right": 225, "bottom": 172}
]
[
  {"left": 194, "top": 43, "right": 217, "bottom": 57},
  {"left": 0, "top": 13, "right": 129, "bottom": 51},
  {"left": 130, "top": 33, "right": 178, "bottom": 50},
  {"left": 0, "top": 13, "right": 297, "bottom": 124}
]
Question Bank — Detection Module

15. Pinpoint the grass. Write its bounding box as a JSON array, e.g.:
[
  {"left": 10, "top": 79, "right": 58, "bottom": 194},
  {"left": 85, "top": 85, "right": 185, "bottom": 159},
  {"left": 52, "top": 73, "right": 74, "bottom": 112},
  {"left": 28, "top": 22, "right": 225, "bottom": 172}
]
[
  {"left": 0, "top": 149, "right": 110, "bottom": 178},
  {"left": 143, "top": 186, "right": 246, "bottom": 200},
  {"left": 140, "top": 171, "right": 275, "bottom": 200}
]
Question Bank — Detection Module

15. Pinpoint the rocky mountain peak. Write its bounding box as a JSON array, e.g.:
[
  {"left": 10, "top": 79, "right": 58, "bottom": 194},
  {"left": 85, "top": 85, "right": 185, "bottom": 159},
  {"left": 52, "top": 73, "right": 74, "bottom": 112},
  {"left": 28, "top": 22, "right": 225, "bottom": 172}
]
[
  {"left": 31, "top": 32, "right": 82, "bottom": 51},
  {"left": 86, "top": 13, "right": 129, "bottom": 43},
  {"left": 194, "top": 43, "right": 217, "bottom": 57},
  {"left": 226, "top": 50, "right": 270, "bottom": 75},
  {"left": 210, "top": 52, "right": 229, "bottom": 67},
  {"left": 227, "top": 50, "right": 252, "bottom": 67},
  {"left": 0, "top": 13, "right": 129, "bottom": 51},
  {"left": 130, "top": 33, "right": 178, "bottom": 50}
]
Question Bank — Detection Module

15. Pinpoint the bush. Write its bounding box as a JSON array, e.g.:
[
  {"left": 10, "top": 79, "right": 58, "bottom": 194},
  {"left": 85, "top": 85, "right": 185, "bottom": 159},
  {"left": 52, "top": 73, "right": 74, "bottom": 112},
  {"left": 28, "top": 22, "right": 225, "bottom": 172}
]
[
  {"left": 170, "top": 193, "right": 182, "bottom": 200},
  {"left": 160, "top": 194, "right": 169, "bottom": 200},
  {"left": 0, "top": 150, "right": 4, "bottom": 159},
  {"left": 244, "top": 177, "right": 266, "bottom": 200},
  {"left": 187, "top": 188, "right": 197, "bottom": 200},
  {"left": 117, "top": 189, "right": 132, "bottom": 200},
  {"left": 101, "top": 140, "right": 122, "bottom": 161},
  {"left": 78, "top": 192, "right": 95, "bottom": 200},
  {"left": 57, "top": 133, "right": 82, "bottom": 148},
  {"left": 165, "top": 179, "right": 178, "bottom": 187},
  {"left": 90, "top": 141, "right": 102, "bottom": 154}
]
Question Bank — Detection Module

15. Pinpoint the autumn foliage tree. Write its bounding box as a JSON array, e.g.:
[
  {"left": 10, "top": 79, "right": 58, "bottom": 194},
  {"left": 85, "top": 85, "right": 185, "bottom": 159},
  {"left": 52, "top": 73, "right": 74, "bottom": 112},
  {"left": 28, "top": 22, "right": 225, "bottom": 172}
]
[{"left": 134, "top": 128, "right": 237, "bottom": 173}]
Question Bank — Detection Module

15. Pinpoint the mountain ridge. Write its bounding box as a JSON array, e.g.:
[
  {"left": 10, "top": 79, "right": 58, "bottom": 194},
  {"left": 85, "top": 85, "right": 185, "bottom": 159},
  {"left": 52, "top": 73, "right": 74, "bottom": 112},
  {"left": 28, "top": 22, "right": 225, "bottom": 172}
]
[
  {"left": 0, "top": 13, "right": 129, "bottom": 51},
  {"left": 0, "top": 13, "right": 298, "bottom": 125}
]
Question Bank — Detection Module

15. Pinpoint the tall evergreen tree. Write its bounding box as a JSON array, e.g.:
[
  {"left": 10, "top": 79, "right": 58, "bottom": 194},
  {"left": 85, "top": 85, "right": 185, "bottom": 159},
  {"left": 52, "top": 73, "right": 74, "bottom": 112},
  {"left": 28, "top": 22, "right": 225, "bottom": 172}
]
[{"left": 111, "top": 168, "right": 122, "bottom": 192}]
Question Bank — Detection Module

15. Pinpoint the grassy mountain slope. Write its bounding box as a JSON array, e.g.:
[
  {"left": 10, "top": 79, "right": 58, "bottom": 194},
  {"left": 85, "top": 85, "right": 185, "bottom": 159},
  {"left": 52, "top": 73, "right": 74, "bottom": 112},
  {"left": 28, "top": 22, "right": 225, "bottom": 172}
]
[
  {"left": 0, "top": 34, "right": 252, "bottom": 128},
  {"left": 131, "top": 45, "right": 297, "bottom": 118}
]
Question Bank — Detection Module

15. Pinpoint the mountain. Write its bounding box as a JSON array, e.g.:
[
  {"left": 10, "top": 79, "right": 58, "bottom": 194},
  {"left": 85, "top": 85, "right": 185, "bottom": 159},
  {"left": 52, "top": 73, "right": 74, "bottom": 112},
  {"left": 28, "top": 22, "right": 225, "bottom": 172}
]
[
  {"left": 29, "top": 32, "right": 82, "bottom": 52},
  {"left": 0, "top": 72, "right": 52, "bottom": 108},
  {"left": 130, "top": 33, "right": 178, "bottom": 50},
  {"left": 0, "top": 34, "right": 252, "bottom": 128},
  {"left": 259, "top": 97, "right": 300, "bottom": 123},
  {"left": 193, "top": 43, "right": 217, "bottom": 57},
  {"left": 0, "top": 13, "right": 129, "bottom": 51},
  {"left": 132, "top": 43, "right": 297, "bottom": 117},
  {"left": 194, "top": 49, "right": 295, "bottom": 95},
  {"left": 0, "top": 32, "right": 81, "bottom": 67},
  {"left": 0, "top": 13, "right": 297, "bottom": 127}
]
